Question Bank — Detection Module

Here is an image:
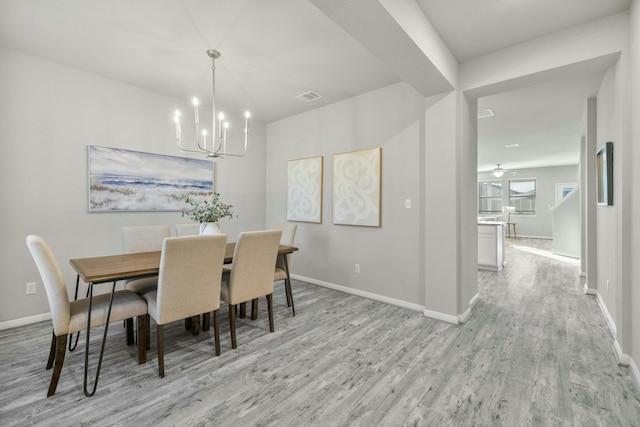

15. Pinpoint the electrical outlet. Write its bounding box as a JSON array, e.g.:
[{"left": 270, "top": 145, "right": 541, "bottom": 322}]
[
  {"left": 26, "top": 282, "right": 36, "bottom": 295},
  {"left": 355, "top": 264, "right": 360, "bottom": 273},
  {"left": 405, "top": 199, "right": 411, "bottom": 209},
  {"left": 607, "top": 280, "right": 610, "bottom": 291}
]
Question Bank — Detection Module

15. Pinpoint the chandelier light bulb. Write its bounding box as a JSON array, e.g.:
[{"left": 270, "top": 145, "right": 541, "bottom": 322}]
[
  {"left": 192, "top": 98, "right": 199, "bottom": 106},
  {"left": 245, "top": 111, "right": 251, "bottom": 118}
]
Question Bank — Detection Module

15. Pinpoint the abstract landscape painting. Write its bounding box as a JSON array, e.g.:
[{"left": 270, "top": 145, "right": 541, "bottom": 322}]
[{"left": 89, "top": 145, "right": 213, "bottom": 212}]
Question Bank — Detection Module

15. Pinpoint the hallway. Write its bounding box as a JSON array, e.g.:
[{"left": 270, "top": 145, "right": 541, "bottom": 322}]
[{"left": 471, "top": 238, "right": 639, "bottom": 425}]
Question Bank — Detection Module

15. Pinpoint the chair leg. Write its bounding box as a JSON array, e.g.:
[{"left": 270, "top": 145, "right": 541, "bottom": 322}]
[
  {"left": 266, "top": 294, "right": 274, "bottom": 333},
  {"left": 229, "top": 304, "right": 237, "bottom": 349},
  {"left": 126, "top": 318, "right": 134, "bottom": 345},
  {"left": 285, "top": 278, "right": 296, "bottom": 316},
  {"left": 136, "top": 315, "right": 147, "bottom": 364},
  {"left": 46, "top": 332, "right": 56, "bottom": 369},
  {"left": 212, "top": 310, "right": 220, "bottom": 356},
  {"left": 47, "top": 334, "right": 67, "bottom": 397},
  {"left": 191, "top": 315, "right": 200, "bottom": 336},
  {"left": 184, "top": 317, "right": 192, "bottom": 331},
  {"left": 145, "top": 314, "right": 151, "bottom": 350},
  {"left": 285, "top": 280, "right": 292, "bottom": 307},
  {"left": 202, "top": 312, "right": 211, "bottom": 331},
  {"left": 157, "top": 324, "right": 165, "bottom": 378},
  {"left": 239, "top": 302, "right": 247, "bottom": 319},
  {"left": 251, "top": 298, "right": 259, "bottom": 320}
]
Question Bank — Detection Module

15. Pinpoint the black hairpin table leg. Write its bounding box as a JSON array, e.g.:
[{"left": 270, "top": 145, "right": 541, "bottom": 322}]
[{"left": 83, "top": 281, "right": 116, "bottom": 397}]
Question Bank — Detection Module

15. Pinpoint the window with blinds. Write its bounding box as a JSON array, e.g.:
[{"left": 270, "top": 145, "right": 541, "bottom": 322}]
[{"left": 509, "top": 178, "right": 536, "bottom": 214}]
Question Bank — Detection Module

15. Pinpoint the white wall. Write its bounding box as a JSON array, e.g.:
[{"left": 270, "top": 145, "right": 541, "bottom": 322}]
[
  {"left": 581, "top": 98, "right": 598, "bottom": 285},
  {"left": 630, "top": 0, "right": 640, "bottom": 372},
  {"left": 551, "top": 188, "right": 581, "bottom": 258},
  {"left": 0, "top": 48, "right": 267, "bottom": 324},
  {"left": 266, "top": 82, "right": 426, "bottom": 307},
  {"left": 424, "top": 91, "right": 459, "bottom": 317},
  {"left": 478, "top": 165, "right": 579, "bottom": 238},
  {"left": 595, "top": 67, "right": 619, "bottom": 326}
]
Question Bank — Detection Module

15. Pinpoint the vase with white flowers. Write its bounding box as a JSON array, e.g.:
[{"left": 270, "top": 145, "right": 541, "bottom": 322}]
[{"left": 181, "top": 192, "right": 235, "bottom": 235}]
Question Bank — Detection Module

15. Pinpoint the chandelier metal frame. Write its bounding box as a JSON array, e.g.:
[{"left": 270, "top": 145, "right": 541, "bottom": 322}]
[{"left": 173, "top": 49, "right": 250, "bottom": 158}]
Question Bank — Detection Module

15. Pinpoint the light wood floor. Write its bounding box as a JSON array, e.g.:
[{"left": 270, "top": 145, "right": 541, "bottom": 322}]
[{"left": 2, "top": 239, "right": 640, "bottom": 426}]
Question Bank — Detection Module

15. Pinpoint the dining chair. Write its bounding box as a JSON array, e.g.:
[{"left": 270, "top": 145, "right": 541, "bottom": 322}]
[
  {"left": 121, "top": 225, "right": 171, "bottom": 344},
  {"left": 142, "top": 234, "right": 227, "bottom": 378},
  {"left": 271, "top": 223, "right": 297, "bottom": 316},
  {"left": 26, "top": 235, "right": 148, "bottom": 397},
  {"left": 175, "top": 223, "right": 201, "bottom": 237},
  {"left": 121, "top": 225, "right": 171, "bottom": 295},
  {"left": 221, "top": 230, "right": 282, "bottom": 349}
]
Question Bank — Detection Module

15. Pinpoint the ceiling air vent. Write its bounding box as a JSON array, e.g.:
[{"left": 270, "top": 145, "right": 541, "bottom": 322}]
[
  {"left": 477, "top": 108, "right": 495, "bottom": 119},
  {"left": 296, "top": 91, "right": 322, "bottom": 103}
]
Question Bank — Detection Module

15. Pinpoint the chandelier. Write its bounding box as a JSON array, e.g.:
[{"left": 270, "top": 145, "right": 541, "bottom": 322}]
[{"left": 173, "top": 49, "right": 250, "bottom": 158}]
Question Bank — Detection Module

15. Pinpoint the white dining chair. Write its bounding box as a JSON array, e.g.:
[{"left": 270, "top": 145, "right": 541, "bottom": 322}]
[
  {"left": 121, "top": 225, "right": 171, "bottom": 295},
  {"left": 26, "top": 235, "right": 148, "bottom": 396},
  {"left": 142, "top": 234, "right": 227, "bottom": 378},
  {"left": 120, "top": 225, "right": 171, "bottom": 346},
  {"left": 271, "top": 223, "right": 297, "bottom": 315},
  {"left": 221, "top": 230, "right": 282, "bottom": 349},
  {"left": 175, "top": 223, "right": 201, "bottom": 236}
]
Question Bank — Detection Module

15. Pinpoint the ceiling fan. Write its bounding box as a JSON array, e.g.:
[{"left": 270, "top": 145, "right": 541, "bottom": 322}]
[{"left": 491, "top": 163, "right": 510, "bottom": 178}]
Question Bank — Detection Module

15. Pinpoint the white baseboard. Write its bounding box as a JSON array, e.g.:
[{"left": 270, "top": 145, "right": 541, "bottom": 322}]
[
  {"left": 292, "top": 274, "right": 467, "bottom": 325},
  {"left": 292, "top": 274, "right": 424, "bottom": 312},
  {"left": 469, "top": 293, "right": 480, "bottom": 308},
  {"left": 629, "top": 357, "right": 640, "bottom": 390},
  {"left": 0, "top": 312, "right": 51, "bottom": 331},
  {"left": 424, "top": 308, "right": 459, "bottom": 324},
  {"left": 583, "top": 283, "right": 597, "bottom": 295},
  {"left": 552, "top": 251, "right": 580, "bottom": 259},
  {"left": 510, "top": 235, "right": 553, "bottom": 240},
  {"left": 596, "top": 292, "right": 617, "bottom": 337},
  {"left": 593, "top": 291, "right": 640, "bottom": 390},
  {"left": 614, "top": 340, "right": 631, "bottom": 366},
  {"left": 458, "top": 293, "right": 480, "bottom": 324}
]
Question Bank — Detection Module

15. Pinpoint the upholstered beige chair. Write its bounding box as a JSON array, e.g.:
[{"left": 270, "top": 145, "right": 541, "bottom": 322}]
[
  {"left": 175, "top": 223, "right": 201, "bottom": 237},
  {"left": 221, "top": 230, "right": 282, "bottom": 349},
  {"left": 271, "top": 223, "right": 297, "bottom": 315},
  {"left": 26, "top": 235, "right": 148, "bottom": 397},
  {"left": 121, "top": 225, "right": 171, "bottom": 295},
  {"left": 121, "top": 225, "right": 171, "bottom": 345},
  {"left": 142, "top": 234, "right": 227, "bottom": 378}
]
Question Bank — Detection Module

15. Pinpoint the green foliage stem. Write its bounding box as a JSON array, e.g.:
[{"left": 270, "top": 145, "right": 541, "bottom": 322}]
[{"left": 181, "top": 192, "right": 235, "bottom": 223}]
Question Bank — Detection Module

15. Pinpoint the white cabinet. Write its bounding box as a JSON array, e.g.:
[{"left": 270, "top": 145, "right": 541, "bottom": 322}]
[{"left": 478, "top": 222, "right": 505, "bottom": 271}]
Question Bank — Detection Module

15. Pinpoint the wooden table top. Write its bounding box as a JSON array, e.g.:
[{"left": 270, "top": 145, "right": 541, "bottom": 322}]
[{"left": 69, "top": 243, "right": 299, "bottom": 284}]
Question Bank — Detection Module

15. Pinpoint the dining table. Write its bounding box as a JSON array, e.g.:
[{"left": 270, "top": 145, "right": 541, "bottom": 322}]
[{"left": 68, "top": 242, "right": 299, "bottom": 396}]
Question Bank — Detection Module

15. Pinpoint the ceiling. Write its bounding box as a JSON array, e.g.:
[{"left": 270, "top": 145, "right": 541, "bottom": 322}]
[
  {"left": 416, "top": 0, "right": 630, "bottom": 62},
  {"left": 476, "top": 70, "right": 607, "bottom": 173},
  {"left": 0, "top": 0, "right": 631, "bottom": 170}
]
